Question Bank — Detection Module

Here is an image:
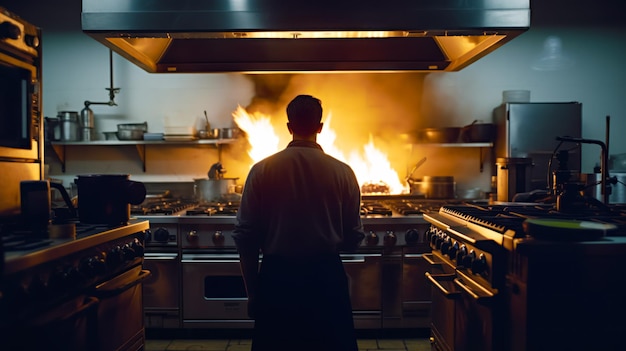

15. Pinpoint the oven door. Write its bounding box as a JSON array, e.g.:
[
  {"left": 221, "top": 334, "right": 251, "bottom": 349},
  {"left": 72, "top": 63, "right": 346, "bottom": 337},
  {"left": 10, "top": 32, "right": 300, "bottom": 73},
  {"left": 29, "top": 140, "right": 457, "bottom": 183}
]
[
  {"left": 181, "top": 253, "right": 252, "bottom": 328},
  {"left": 0, "top": 56, "right": 39, "bottom": 160},
  {"left": 341, "top": 252, "right": 382, "bottom": 329},
  {"left": 425, "top": 255, "right": 500, "bottom": 351},
  {"left": 402, "top": 249, "right": 433, "bottom": 327},
  {"left": 143, "top": 252, "right": 180, "bottom": 328}
]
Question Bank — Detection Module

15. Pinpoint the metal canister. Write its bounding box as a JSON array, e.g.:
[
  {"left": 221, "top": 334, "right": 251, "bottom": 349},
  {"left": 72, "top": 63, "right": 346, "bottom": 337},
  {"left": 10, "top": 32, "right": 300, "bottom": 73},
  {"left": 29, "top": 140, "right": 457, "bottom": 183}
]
[
  {"left": 81, "top": 106, "right": 95, "bottom": 141},
  {"left": 58, "top": 111, "right": 81, "bottom": 141}
]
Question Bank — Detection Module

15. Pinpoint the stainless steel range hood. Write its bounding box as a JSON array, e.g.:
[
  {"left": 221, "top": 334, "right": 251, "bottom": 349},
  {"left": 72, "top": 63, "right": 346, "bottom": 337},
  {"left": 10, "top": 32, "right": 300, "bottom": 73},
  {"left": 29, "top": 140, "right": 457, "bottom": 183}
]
[{"left": 81, "top": 0, "right": 529, "bottom": 73}]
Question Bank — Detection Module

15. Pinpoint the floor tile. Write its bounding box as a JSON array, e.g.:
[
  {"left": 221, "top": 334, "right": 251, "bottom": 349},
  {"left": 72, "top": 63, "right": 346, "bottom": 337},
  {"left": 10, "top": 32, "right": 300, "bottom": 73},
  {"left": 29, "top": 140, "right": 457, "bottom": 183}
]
[
  {"left": 357, "top": 339, "right": 379, "bottom": 350},
  {"left": 377, "top": 339, "right": 406, "bottom": 349},
  {"left": 404, "top": 338, "right": 431, "bottom": 351},
  {"left": 166, "top": 339, "right": 229, "bottom": 350},
  {"left": 145, "top": 339, "right": 172, "bottom": 351}
]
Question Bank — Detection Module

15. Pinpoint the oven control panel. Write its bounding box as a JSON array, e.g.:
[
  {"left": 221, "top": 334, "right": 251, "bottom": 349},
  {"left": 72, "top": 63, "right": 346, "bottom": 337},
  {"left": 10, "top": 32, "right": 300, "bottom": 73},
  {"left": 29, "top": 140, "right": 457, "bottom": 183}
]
[
  {"left": 144, "top": 222, "right": 178, "bottom": 249},
  {"left": 180, "top": 223, "right": 237, "bottom": 249},
  {"left": 362, "top": 223, "right": 430, "bottom": 248},
  {"left": 426, "top": 225, "right": 496, "bottom": 286}
]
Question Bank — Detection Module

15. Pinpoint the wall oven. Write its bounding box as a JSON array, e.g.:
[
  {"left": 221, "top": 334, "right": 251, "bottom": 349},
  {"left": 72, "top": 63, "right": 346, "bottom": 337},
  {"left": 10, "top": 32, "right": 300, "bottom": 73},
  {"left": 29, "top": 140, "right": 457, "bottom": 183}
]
[{"left": 0, "top": 7, "right": 43, "bottom": 217}]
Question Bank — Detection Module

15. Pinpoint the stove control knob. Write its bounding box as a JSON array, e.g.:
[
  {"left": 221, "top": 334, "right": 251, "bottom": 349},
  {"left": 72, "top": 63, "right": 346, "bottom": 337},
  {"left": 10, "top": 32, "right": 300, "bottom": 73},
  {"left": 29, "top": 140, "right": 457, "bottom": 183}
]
[
  {"left": 448, "top": 241, "right": 459, "bottom": 259},
  {"left": 405, "top": 228, "right": 420, "bottom": 244},
  {"left": 366, "top": 231, "right": 379, "bottom": 246},
  {"left": 435, "top": 233, "right": 447, "bottom": 250},
  {"left": 24, "top": 34, "right": 39, "bottom": 48},
  {"left": 462, "top": 250, "right": 476, "bottom": 268},
  {"left": 131, "top": 239, "right": 145, "bottom": 257},
  {"left": 0, "top": 21, "right": 21, "bottom": 40},
  {"left": 107, "top": 246, "right": 124, "bottom": 268},
  {"left": 456, "top": 245, "right": 467, "bottom": 263},
  {"left": 213, "top": 231, "right": 225, "bottom": 246},
  {"left": 441, "top": 237, "right": 452, "bottom": 255},
  {"left": 472, "top": 253, "right": 487, "bottom": 275},
  {"left": 122, "top": 243, "right": 136, "bottom": 261},
  {"left": 187, "top": 230, "right": 199, "bottom": 244},
  {"left": 80, "top": 256, "right": 105, "bottom": 279},
  {"left": 384, "top": 231, "right": 397, "bottom": 247},
  {"left": 153, "top": 227, "right": 170, "bottom": 242}
]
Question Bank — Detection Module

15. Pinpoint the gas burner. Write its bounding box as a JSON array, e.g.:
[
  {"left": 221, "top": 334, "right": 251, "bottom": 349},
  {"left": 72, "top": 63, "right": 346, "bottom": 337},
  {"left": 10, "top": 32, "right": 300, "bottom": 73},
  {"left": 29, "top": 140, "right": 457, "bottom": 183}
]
[
  {"left": 131, "top": 198, "right": 197, "bottom": 215},
  {"left": 361, "top": 202, "right": 392, "bottom": 216},
  {"left": 186, "top": 202, "right": 240, "bottom": 216}
]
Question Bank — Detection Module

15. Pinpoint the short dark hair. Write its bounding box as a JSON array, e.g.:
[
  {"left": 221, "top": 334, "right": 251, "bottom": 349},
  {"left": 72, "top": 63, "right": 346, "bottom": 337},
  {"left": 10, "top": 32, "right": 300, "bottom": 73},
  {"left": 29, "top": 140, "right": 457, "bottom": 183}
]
[{"left": 287, "top": 95, "right": 322, "bottom": 135}]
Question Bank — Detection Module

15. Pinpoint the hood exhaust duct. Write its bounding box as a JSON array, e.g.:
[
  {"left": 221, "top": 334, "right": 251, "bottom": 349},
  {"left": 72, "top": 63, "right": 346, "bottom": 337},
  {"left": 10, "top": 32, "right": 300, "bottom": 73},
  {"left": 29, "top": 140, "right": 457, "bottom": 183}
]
[{"left": 81, "top": 0, "right": 529, "bottom": 73}]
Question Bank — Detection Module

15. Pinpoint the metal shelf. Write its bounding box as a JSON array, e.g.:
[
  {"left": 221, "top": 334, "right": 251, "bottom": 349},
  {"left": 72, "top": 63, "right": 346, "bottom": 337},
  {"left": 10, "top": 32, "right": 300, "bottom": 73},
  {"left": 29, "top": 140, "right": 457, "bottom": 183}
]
[{"left": 47, "top": 139, "right": 235, "bottom": 172}]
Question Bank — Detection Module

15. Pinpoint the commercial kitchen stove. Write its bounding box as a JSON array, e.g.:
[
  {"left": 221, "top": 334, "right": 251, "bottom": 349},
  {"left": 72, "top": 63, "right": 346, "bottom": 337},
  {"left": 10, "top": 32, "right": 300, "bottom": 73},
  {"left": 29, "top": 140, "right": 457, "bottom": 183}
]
[
  {"left": 133, "top": 195, "right": 458, "bottom": 330},
  {"left": 423, "top": 201, "right": 626, "bottom": 351}
]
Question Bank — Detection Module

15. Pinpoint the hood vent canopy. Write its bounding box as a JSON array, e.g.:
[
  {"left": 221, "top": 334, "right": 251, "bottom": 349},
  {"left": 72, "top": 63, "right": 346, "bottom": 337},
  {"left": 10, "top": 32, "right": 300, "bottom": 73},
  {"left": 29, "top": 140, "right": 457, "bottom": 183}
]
[{"left": 81, "top": 0, "right": 529, "bottom": 73}]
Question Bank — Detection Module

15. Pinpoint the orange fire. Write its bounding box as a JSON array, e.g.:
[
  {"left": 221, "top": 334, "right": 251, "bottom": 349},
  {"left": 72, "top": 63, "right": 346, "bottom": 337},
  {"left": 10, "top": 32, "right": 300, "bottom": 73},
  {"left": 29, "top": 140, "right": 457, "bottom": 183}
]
[{"left": 232, "top": 106, "right": 409, "bottom": 194}]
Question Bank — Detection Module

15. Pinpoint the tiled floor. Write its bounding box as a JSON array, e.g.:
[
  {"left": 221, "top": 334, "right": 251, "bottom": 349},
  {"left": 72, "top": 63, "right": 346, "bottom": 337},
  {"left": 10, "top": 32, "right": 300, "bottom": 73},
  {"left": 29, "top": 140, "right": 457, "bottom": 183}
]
[
  {"left": 145, "top": 338, "right": 431, "bottom": 351},
  {"left": 145, "top": 329, "right": 431, "bottom": 351}
]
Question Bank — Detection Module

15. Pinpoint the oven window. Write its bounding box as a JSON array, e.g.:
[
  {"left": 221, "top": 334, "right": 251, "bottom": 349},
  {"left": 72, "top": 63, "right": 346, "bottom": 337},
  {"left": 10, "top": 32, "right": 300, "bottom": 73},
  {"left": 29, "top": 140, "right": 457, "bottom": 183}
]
[
  {"left": 204, "top": 276, "right": 247, "bottom": 298},
  {"left": 0, "top": 63, "right": 31, "bottom": 149}
]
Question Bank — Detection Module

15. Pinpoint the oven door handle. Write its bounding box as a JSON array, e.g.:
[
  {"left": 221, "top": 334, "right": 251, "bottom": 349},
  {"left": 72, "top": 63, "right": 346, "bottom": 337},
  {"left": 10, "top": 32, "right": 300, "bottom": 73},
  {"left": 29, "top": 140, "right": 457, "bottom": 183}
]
[
  {"left": 422, "top": 253, "right": 443, "bottom": 267},
  {"left": 425, "top": 272, "right": 461, "bottom": 299},
  {"left": 92, "top": 269, "right": 151, "bottom": 299},
  {"left": 144, "top": 253, "right": 178, "bottom": 260},
  {"left": 181, "top": 253, "right": 243, "bottom": 263},
  {"left": 453, "top": 277, "right": 495, "bottom": 305},
  {"left": 340, "top": 253, "right": 382, "bottom": 263}
]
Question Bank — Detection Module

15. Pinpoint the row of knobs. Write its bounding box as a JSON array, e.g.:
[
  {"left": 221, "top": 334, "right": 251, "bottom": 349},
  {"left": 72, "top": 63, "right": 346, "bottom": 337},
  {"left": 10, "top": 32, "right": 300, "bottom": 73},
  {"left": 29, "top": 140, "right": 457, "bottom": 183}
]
[
  {"left": 0, "top": 21, "right": 40, "bottom": 48},
  {"left": 17, "top": 238, "right": 145, "bottom": 300},
  {"left": 181, "top": 228, "right": 423, "bottom": 247},
  {"left": 426, "top": 227, "right": 488, "bottom": 275}
]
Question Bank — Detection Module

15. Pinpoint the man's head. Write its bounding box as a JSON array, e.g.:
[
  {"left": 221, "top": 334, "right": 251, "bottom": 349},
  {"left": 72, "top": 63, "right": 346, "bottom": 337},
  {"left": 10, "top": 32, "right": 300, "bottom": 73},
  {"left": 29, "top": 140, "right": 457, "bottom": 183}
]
[{"left": 286, "top": 95, "right": 323, "bottom": 136}]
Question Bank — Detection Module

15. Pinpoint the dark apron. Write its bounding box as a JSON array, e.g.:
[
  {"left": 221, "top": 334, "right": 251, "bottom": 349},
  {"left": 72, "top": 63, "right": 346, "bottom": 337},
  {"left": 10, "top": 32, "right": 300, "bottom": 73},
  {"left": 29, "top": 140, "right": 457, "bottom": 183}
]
[{"left": 252, "top": 254, "right": 358, "bottom": 351}]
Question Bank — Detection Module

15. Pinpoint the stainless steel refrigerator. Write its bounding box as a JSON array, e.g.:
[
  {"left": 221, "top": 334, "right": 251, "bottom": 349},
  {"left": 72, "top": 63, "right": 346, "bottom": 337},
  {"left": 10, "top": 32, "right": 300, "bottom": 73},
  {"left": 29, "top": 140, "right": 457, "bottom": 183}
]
[{"left": 493, "top": 102, "right": 582, "bottom": 193}]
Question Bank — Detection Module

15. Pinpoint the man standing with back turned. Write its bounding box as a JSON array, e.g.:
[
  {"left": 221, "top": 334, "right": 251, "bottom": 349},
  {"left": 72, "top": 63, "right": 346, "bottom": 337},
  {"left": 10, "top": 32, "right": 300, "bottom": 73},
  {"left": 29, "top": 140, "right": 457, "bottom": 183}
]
[{"left": 233, "top": 94, "right": 365, "bottom": 351}]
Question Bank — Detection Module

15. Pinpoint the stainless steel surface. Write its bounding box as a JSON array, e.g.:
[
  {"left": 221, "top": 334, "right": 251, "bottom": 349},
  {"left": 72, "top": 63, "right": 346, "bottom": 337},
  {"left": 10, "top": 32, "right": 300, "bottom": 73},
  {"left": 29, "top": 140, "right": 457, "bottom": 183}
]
[
  {"left": 424, "top": 203, "right": 626, "bottom": 350},
  {"left": 495, "top": 157, "right": 532, "bottom": 202},
  {"left": 181, "top": 252, "right": 252, "bottom": 328},
  {"left": 193, "top": 178, "right": 238, "bottom": 202},
  {"left": 493, "top": 102, "right": 582, "bottom": 192},
  {"left": 59, "top": 111, "right": 81, "bottom": 141},
  {"left": 138, "top": 196, "right": 436, "bottom": 330},
  {"left": 81, "top": 0, "right": 529, "bottom": 73},
  {"left": 0, "top": 8, "right": 42, "bottom": 217}
]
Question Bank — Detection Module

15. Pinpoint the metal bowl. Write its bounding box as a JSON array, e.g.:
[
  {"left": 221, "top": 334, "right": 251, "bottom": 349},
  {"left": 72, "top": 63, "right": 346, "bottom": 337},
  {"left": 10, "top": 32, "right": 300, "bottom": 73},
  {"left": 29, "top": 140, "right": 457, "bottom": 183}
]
[{"left": 117, "top": 122, "right": 148, "bottom": 140}]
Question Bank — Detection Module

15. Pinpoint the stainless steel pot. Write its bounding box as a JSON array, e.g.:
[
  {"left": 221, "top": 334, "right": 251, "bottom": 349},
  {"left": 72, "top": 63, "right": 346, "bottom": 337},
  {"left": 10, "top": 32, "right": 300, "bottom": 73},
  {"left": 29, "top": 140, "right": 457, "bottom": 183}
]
[{"left": 194, "top": 178, "right": 238, "bottom": 202}]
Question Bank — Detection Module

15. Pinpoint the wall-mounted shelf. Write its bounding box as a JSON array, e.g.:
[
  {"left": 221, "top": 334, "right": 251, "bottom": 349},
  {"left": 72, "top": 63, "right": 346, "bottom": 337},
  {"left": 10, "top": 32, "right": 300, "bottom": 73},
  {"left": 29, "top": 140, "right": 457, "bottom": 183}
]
[{"left": 47, "top": 139, "right": 235, "bottom": 172}]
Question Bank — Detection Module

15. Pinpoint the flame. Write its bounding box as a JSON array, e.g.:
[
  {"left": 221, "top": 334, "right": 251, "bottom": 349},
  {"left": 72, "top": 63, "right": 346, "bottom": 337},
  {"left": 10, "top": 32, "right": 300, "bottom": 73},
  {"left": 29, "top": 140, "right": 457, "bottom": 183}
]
[{"left": 233, "top": 106, "right": 409, "bottom": 194}]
